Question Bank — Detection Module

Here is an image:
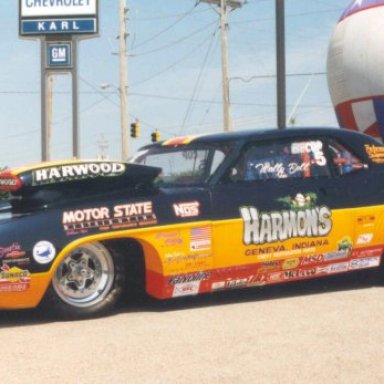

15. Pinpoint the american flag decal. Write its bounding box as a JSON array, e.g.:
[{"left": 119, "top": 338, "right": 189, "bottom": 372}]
[{"left": 190, "top": 226, "right": 211, "bottom": 251}]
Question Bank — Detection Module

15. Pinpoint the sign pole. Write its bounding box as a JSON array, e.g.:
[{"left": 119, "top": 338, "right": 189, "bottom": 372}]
[
  {"left": 40, "top": 38, "right": 48, "bottom": 162},
  {"left": 19, "top": 0, "right": 99, "bottom": 162},
  {"left": 72, "top": 38, "right": 79, "bottom": 159}
]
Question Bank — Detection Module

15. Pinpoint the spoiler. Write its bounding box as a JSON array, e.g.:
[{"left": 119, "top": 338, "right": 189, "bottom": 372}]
[{"left": 0, "top": 160, "right": 161, "bottom": 195}]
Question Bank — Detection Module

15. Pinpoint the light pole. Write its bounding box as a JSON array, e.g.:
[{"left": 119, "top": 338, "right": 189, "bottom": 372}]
[
  {"left": 276, "top": 0, "right": 286, "bottom": 129},
  {"left": 119, "top": 0, "right": 129, "bottom": 160}
]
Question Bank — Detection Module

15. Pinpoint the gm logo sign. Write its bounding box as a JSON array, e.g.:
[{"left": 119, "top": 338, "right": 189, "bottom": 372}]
[{"left": 47, "top": 43, "right": 72, "bottom": 69}]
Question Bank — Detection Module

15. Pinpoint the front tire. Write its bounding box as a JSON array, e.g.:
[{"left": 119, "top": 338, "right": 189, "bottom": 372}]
[{"left": 45, "top": 241, "right": 125, "bottom": 319}]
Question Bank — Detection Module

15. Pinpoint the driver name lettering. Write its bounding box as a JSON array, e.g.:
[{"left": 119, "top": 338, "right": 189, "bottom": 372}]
[
  {"left": 255, "top": 161, "right": 311, "bottom": 178},
  {"left": 240, "top": 206, "right": 332, "bottom": 245}
]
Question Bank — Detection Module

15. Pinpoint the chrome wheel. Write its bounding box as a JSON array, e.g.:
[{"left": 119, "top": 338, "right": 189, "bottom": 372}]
[{"left": 52, "top": 242, "right": 115, "bottom": 308}]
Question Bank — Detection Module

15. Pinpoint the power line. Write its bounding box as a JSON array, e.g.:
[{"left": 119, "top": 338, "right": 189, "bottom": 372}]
[
  {"left": 0, "top": 73, "right": 326, "bottom": 96},
  {"left": 131, "top": 24, "right": 219, "bottom": 87},
  {"left": 180, "top": 24, "right": 219, "bottom": 134},
  {"left": 0, "top": 129, "right": 39, "bottom": 140},
  {"left": 132, "top": 3, "right": 199, "bottom": 50},
  {"left": 132, "top": 7, "right": 211, "bottom": 21},
  {"left": 131, "top": 20, "right": 217, "bottom": 57},
  {"left": 231, "top": 8, "right": 345, "bottom": 25}
]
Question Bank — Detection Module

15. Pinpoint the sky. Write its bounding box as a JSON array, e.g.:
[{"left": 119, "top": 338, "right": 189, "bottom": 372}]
[{"left": 0, "top": 0, "right": 353, "bottom": 167}]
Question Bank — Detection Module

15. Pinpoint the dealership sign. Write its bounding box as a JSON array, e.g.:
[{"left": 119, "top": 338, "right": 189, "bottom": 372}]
[
  {"left": 20, "top": 0, "right": 97, "bottom": 17},
  {"left": 47, "top": 42, "right": 72, "bottom": 68},
  {"left": 21, "top": 18, "right": 97, "bottom": 35},
  {"left": 19, "top": 0, "right": 98, "bottom": 36}
]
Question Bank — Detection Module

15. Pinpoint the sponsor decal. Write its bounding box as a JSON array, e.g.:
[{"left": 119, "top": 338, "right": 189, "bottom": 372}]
[
  {"left": 0, "top": 265, "right": 30, "bottom": 292},
  {"left": 352, "top": 247, "right": 383, "bottom": 258},
  {"left": 165, "top": 252, "right": 211, "bottom": 265},
  {"left": 278, "top": 193, "right": 318, "bottom": 210},
  {"left": 33, "top": 241, "right": 56, "bottom": 264},
  {"left": 283, "top": 268, "right": 317, "bottom": 280},
  {"left": 356, "top": 233, "right": 373, "bottom": 245},
  {"left": 261, "top": 268, "right": 318, "bottom": 284},
  {"left": 224, "top": 278, "right": 248, "bottom": 288},
  {"left": 173, "top": 201, "right": 200, "bottom": 218},
  {"left": 338, "top": 237, "right": 353, "bottom": 253},
  {"left": 169, "top": 272, "right": 210, "bottom": 285},
  {"left": 0, "top": 265, "right": 30, "bottom": 281},
  {"left": 0, "top": 243, "right": 29, "bottom": 267},
  {"left": 212, "top": 274, "right": 268, "bottom": 290},
  {"left": 63, "top": 201, "right": 157, "bottom": 234},
  {"left": 162, "top": 135, "right": 201, "bottom": 146},
  {"left": 0, "top": 171, "right": 22, "bottom": 191},
  {"left": 300, "top": 255, "right": 323, "bottom": 266},
  {"left": 212, "top": 281, "right": 226, "bottom": 290},
  {"left": 155, "top": 232, "right": 183, "bottom": 246},
  {"left": 269, "top": 271, "right": 284, "bottom": 282},
  {"left": 240, "top": 205, "right": 332, "bottom": 245},
  {"left": 349, "top": 256, "right": 381, "bottom": 270},
  {"left": 357, "top": 215, "right": 375, "bottom": 228},
  {"left": 247, "top": 275, "right": 267, "bottom": 287},
  {"left": 282, "top": 258, "right": 300, "bottom": 270},
  {"left": 190, "top": 226, "right": 211, "bottom": 251},
  {"left": 364, "top": 144, "right": 384, "bottom": 164},
  {"left": 324, "top": 250, "right": 349, "bottom": 261},
  {"left": 257, "top": 261, "right": 281, "bottom": 274},
  {"left": 172, "top": 281, "right": 200, "bottom": 297},
  {"left": 317, "top": 262, "right": 349, "bottom": 274},
  {"left": 32, "top": 162, "right": 126, "bottom": 186},
  {"left": 0, "top": 243, "right": 24, "bottom": 259},
  {"left": 212, "top": 278, "right": 248, "bottom": 290},
  {"left": 0, "top": 178, "right": 17, "bottom": 187},
  {"left": 291, "top": 140, "right": 326, "bottom": 166}
]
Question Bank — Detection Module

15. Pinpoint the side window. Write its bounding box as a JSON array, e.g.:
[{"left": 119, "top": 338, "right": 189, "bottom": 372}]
[
  {"left": 231, "top": 139, "right": 330, "bottom": 182},
  {"left": 328, "top": 140, "right": 366, "bottom": 176}
]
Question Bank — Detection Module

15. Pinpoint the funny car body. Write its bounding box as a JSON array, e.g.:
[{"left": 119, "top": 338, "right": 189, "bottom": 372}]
[{"left": 0, "top": 127, "right": 384, "bottom": 318}]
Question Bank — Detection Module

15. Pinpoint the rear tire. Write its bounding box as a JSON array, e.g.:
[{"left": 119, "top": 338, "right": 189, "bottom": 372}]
[{"left": 45, "top": 241, "right": 125, "bottom": 319}]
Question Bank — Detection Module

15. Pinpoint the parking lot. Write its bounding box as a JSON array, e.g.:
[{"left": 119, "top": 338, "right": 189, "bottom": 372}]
[{"left": 1, "top": 273, "right": 383, "bottom": 384}]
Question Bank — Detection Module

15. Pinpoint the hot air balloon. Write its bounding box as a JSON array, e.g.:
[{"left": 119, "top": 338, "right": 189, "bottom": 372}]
[{"left": 327, "top": 0, "right": 384, "bottom": 139}]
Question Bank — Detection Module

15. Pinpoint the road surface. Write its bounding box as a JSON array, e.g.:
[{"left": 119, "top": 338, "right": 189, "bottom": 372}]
[{"left": 0, "top": 272, "right": 383, "bottom": 384}]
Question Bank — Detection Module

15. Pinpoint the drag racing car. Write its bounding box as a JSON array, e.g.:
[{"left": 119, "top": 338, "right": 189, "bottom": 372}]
[{"left": 0, "top": 127, "right": 384, "bottom": 318}]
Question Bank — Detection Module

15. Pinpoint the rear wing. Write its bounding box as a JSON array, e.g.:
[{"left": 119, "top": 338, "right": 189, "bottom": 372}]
[{"left": 0, "top": 160, "right": 161, "bottom": 209}]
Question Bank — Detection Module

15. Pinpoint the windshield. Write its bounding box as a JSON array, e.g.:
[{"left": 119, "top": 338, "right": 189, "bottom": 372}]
[{"left": 130, "top": 145, "right": 227, "bottom": 187}]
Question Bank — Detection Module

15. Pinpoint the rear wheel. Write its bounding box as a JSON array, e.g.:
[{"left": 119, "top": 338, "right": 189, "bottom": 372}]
[{"left": 46, "top": 242, "right": 125, "bottom": 319}]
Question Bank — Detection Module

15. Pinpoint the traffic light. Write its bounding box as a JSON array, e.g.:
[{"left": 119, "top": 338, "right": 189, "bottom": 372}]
[
  {"left": 151, "top": 130, "right": 160, "bottom": 143},
  {"left": 130, "top": 120, "right": 140, "bottom": 138}
]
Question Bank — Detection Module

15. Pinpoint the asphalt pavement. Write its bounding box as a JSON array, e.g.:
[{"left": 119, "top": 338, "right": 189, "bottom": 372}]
[{"left": 0, "top": 271, "right": 383, "bottom": 384}]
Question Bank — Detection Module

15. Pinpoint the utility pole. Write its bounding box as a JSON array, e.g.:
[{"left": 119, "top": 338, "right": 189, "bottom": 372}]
[
  {"left": 276, "top": 0, "right": 286, "bottom": 129},
  {"left": 119, "top": 0, "right": 129, "bottom": 160},
  {"left": 47, "top": 74, "right": 54, "bottom": 161},
  {"left": 199, "top": 0, "right": 243, "bottom": 132},
  {"left": 97, "top": 134, "right": 109, "bottom": 160}
]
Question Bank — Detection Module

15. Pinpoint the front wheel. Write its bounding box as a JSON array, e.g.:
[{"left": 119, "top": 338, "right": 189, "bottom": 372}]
[{"left": 45, "top": 242, "right": 125, "bottom": 319}]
